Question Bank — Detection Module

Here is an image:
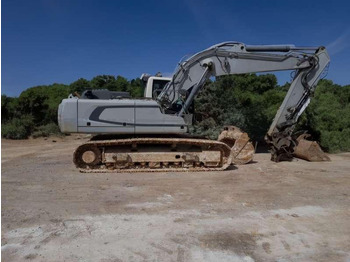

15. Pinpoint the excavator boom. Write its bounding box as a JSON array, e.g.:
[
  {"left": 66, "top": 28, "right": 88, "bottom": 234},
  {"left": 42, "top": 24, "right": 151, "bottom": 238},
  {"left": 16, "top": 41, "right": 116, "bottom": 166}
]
[{"left": 157, "top": 42, "right": 330, "bottom": 161}]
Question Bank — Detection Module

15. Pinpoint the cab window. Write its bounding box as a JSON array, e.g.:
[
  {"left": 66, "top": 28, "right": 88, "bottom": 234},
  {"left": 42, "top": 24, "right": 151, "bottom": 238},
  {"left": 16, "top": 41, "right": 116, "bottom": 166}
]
[{"left": 152, "top": 80, "right": 170, "bottom": 98}]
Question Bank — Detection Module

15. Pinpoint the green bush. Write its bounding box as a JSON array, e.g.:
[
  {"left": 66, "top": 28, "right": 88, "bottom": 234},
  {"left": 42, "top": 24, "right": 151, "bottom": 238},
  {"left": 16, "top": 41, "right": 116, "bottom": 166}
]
[
  {"left": 2, "top": 74, "right": 349, "bottom": 154},
  {"left": 32, "top": 123, "right": 62, "bottom": 138},
  {"left": 192, "top": 77, "right": 350, "bottom": 153},
  {"left": 298, "top": 80, "right": 350, "bottom": 152},
  {"left": 192, "top": 74, "right": 283, "bottom": 142},
  {"left": 2, "top": 116, "right": 34, "bottom": 139},
  {"left": 319, "top": 129, "right": 350, "bottom": 153}
]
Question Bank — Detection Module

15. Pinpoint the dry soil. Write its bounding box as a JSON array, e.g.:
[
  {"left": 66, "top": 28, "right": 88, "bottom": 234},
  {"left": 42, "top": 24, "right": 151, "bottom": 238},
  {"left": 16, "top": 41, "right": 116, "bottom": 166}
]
[{"left": 1, "top": 135, "right": 350, "bottom": 262}]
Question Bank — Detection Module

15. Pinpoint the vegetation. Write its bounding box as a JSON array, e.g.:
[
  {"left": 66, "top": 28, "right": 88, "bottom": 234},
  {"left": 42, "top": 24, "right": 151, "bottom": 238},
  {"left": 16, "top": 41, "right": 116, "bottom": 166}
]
[
  {"left": 1, "top": 74, "right": 349, "bottom": 153},
  {"left": 298, "top": 80, "right": 350, "bottom": 152},
  {"left": 192, "top": 74, "right": 286, "bottom": 142},
  {"left": 1, "top": 75, "right": 143, "bottom": 139},
  {"left": 192, "top": 75, "right": 350, "bottom": 153},
  {"left": 2, "top": 115, "right": 34, "bottom": 139},
  {"left": 31, "top": 123, "right": 62, "bottom": 138}
]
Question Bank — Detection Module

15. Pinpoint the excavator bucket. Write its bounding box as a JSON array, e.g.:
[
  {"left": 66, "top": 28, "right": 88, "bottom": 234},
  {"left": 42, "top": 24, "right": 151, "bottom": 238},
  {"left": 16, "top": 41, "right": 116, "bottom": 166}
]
[
  {"left": 293, "top": 134, "right": 330, "bottom": 162},
  {"left": 218, "top": 126, "right": 255, "bottom": 165}
]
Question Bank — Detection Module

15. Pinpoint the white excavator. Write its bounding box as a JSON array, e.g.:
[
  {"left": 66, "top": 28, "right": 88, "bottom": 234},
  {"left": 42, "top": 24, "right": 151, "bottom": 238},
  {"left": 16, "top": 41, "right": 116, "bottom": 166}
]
[{"left": 58, "top": 41, "right": 330, "bottom": 172}]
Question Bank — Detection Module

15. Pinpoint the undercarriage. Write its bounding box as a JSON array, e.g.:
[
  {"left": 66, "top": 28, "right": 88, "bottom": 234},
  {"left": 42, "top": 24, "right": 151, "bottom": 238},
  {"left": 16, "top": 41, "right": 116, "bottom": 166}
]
[{"left": 73, "top": 126, "right": 255, "bottom": 172}]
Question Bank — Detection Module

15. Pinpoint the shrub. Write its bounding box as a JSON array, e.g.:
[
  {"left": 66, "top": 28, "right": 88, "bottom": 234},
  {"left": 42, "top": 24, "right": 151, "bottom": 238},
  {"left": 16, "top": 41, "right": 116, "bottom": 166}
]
[
  {"left": 319, "top": 129, "right": 350, "bottom": 153},
  {"left": 2, "top": 115, "right": 34, "bottom": 139},
  {"left": 32, "top": 123, "right": 62, "bottom": 138}
]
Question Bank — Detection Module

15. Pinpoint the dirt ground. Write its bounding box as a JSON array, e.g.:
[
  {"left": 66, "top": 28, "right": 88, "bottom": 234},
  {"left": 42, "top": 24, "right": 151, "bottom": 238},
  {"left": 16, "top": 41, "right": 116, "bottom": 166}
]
[{"left": 1, "top": 135, "right": 350, "bottom": 262}]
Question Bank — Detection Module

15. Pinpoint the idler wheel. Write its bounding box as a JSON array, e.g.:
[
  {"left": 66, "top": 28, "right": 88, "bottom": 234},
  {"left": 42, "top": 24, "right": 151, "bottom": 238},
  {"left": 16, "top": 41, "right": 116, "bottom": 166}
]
[{"left": 74, "top": 145, "right": 101, "bottom": 168}]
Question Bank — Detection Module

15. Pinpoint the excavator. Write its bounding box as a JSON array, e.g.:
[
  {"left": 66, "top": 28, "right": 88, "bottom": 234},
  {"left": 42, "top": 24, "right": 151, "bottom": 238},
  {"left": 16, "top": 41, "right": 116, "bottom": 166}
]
[{"left": 58, "top": 41, "right": 330, "bottom": 172}]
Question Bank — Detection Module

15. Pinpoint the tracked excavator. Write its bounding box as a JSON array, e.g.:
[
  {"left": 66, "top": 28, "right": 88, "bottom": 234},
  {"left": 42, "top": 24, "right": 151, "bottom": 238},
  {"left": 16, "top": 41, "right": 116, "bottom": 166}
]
[{"left": 58, "top": 41, "right": 330, "bottom": 172}]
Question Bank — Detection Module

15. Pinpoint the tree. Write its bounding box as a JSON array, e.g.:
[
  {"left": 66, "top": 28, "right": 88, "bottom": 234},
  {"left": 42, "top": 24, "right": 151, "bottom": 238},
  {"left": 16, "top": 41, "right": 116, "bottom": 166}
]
[
  {"left": 299, "top": 80, "right": 350, "bottom": 152},
  {"left": 1, "top": 73, "right": 349, "bottom": 153},
  {"left": 90, "top": 75, "right": 134, "bottom": 92},
  {"left": 18, "top": 88, "right": 49, "bottom": 125},
  {"left": 128, "top": 78, "right": 144, "bottom": 97},
  {"left": 69, "top": 78, "right": 91, "bottom": 94},
  {"left": 1, "top": 95, "right": 20, "bottom": 124},
  {"left": 192, "top": 74, "right": 282, "bottom": 141},
  {"left": 113, "top": 75, "right": 129, "bottom": 92},
  {"left": 90, "top": 75, "right": 117, "bottom": 90},
  {"left": 43, "top": 84, "right": 70, "bottom": 123}
]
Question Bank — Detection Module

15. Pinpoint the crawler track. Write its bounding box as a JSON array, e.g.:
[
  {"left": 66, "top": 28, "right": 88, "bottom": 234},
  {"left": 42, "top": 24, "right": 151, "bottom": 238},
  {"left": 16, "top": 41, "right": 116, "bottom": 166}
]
[{"left": 74, "top": 138, "right": 233, "bottom": 173}]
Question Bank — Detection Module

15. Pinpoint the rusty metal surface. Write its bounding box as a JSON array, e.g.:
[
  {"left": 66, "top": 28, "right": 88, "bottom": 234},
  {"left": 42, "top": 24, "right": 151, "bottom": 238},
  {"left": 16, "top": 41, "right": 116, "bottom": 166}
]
[
  {"left": 104, "top": 151, "right": 221, "bottom": 164},
  {"left": 218, "top": 126, "right": 254, "bottom": 165},
  {"left": 82, "top": 151, "right": 96, "bottom": 164},
  {"left": 293, "top": 134, "right": 330, "bottom": 162},
  {"left": 79, "top": 166, "right": 229, "bottom": 173},
  {"left": 74, "top": 137, "right": 233, "bottom": 172}
]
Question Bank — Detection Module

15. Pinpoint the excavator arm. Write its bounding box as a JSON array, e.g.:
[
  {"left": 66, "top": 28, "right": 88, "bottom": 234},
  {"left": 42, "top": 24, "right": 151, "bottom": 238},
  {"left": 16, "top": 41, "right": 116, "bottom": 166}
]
[{"left": 157, "top": 42, "right": 330, "bottom": 161}]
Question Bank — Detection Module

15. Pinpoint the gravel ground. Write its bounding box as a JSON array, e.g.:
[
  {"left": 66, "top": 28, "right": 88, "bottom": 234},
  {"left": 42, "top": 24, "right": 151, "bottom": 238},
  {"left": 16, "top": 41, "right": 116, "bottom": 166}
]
[{"left": 1, "top": 136, "right": 350, "bottom": 262}]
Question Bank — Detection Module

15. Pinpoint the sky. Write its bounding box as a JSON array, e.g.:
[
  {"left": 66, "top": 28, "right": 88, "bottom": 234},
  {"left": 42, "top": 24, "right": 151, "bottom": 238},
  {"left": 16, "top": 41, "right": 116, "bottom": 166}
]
[{"left": 2, "top": 0, "right": 350, "bottom": 96}]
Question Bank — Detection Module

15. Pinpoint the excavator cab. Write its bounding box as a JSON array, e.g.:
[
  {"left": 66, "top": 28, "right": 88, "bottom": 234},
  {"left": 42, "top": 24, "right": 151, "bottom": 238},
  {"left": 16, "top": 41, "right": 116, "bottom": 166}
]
[{"left": 141, "top": 73, "right": 171, "bottom": 99}]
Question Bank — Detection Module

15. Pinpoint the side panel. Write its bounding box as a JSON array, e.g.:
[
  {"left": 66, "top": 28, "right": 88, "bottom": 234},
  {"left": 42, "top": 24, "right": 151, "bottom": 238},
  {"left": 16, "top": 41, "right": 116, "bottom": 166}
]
[
  {"left": 134, "top": 100, "right": 187, "bottom": 134},
  {"left": 77, "top": 99, "right": 135, "bottom": 134},
  {"left": 60, "top": 98, "right": 187, "bottom": 135}
]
